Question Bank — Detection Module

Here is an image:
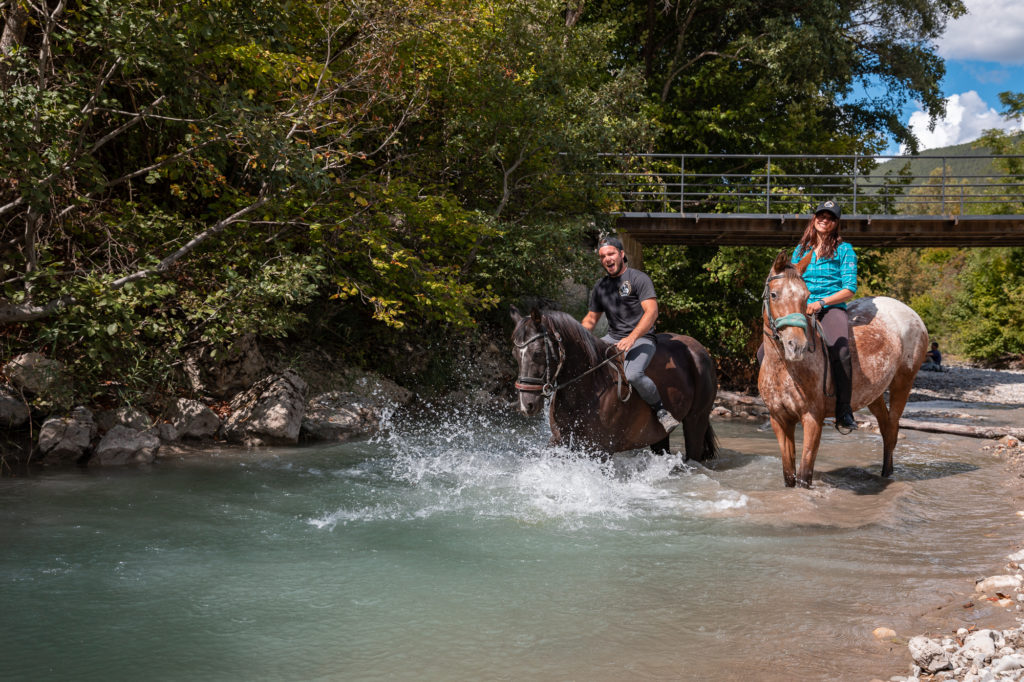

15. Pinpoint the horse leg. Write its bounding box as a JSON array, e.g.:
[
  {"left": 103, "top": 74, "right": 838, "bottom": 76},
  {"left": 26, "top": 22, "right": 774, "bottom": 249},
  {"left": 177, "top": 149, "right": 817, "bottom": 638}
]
[
  {"left": 681, "top": 413, "right": 710, "bottom": 461},
  {"left": 866, "top": 396, "right": 896, "bottom": 477},
  {"left": 769, "top": 416, "right": 798, "bottom": 487},
  {"left": 879, "top": 374, "right": 915, "bottom": 477},
  {"left": 650, "top": 435, "right": 670, "bottom": 455},
  {"left": 797, "top": 412, "right": 824, "bottom": 488}
]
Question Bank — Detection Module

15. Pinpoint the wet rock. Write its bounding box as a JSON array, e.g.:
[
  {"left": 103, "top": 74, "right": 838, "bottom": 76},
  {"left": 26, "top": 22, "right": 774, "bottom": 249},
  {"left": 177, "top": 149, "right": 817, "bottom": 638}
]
[
  {"left": 909, "top": 635, "right": 952, "bottom": 673},
  {"left": 157, "top": 422, "right": 179, "bottom": 442},
  {"left": 221, "top": 369, "right": 307, "bottom": 446},
  {"left": 975, "top": 575, "right": 1022, "bottom": 594},
  {"left": 301, "top": 391, "right": 381, "bottom": 442},
  {"left": 0, "top": 384, "right": 29, "bottom": 428},
  {"left": 38, "top": 407, "right": 96, "bottom": 464},
  {"left": 166, "top": 398, "right": 220, "bottom": 439},
  {"left": 873, "top": 626, "right": 897, "bottom": 639},
  {"left": 93, "top": 425, "right": 160, "bottom": 465}
]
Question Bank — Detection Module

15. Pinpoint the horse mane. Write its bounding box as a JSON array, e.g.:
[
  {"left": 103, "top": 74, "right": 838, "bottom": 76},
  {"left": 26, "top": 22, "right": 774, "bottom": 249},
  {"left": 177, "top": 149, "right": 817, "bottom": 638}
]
[
  {"left": 540, "top": 310, "right": 608, "bottom": 366},
  {"left": 530, "top": 310, "right": 616, "bottom": 394}
]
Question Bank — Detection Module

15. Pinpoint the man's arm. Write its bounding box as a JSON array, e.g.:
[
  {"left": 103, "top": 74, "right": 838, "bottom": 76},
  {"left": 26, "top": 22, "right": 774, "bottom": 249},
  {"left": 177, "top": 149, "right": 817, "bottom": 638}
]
[
  {"left": 581, "top": 311, "right": 602, "bottom": 331},
  {"left": 616, "top": 298, "right": 658, "bottom": 352}
]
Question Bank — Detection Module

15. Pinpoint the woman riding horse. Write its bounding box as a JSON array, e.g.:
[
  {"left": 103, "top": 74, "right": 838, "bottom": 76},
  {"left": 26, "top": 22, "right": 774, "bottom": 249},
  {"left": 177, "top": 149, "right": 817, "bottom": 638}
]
[{"left": 760, "top": 199, "right": 859, "bottom": 431}]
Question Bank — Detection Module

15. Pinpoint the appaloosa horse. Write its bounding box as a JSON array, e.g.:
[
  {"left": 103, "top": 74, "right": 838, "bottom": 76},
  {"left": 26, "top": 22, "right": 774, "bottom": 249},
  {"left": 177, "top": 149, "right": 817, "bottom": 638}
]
[
  {"left": 759, "top": 251, "right": 929, "bottom": 487},
  {"left": 511, "top": 306, "right": 718, "bottom": 460}
]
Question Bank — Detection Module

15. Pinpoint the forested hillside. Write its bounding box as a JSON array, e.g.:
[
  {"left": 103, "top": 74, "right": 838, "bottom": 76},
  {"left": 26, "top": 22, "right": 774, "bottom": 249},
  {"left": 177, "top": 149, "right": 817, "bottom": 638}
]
[{"left": 5, "top": 0, "right": 1023, "bottom": 408}]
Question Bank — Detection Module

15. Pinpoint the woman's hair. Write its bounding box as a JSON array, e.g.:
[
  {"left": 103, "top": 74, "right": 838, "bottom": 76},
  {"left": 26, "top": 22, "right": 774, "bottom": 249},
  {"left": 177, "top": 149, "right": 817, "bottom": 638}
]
[{"left": 796, "top": 214, "right": 842, "bottom": 259}]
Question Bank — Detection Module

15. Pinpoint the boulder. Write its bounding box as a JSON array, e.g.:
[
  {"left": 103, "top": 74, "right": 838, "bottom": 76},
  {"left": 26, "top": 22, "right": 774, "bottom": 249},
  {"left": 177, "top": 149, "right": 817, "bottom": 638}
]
[
  {"left": 221, "top": 370, "right": 307, "bottom": 446},
  {"left": 183, "top": 334, "right": 267, "bottom": 399},
  {"left": 908, "top": 635, "right": 952, "bottom": 673},
  {"left": 1, "top": 384, "right": 29, "bottom": 428},
  {"left": 93, "top": 425, "right": 160, "bottom": 465},
  {"left": 96, "top": 406, "right": 152, "bottom": 433},
  {"left": 4, "top": 352, "right": 64, "bottom": 395},
  {"left": 301, "top": 391, "right": 381, "bottom": 442},
  {"left": 166, "top": 398, "right": 221, "bottom": 439},
  {"left": 38, "top": 407, "right": 96, "bottom": 464}
]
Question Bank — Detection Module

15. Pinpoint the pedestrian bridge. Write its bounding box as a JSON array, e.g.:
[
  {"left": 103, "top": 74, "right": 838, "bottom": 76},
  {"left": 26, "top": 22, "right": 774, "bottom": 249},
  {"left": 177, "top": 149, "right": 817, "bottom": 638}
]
[{"left": 604, "top": 153, "right": 1024, "bottom": 267}]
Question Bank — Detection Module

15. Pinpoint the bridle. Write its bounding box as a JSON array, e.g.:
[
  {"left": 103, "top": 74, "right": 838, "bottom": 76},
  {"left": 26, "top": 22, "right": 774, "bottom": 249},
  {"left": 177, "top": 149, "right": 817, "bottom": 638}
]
[
  {"left": 513, "top": 316, "right": 629, "bottom": 399},
  {"left": 762, "top": 272, "right": 817, "bottom": 354},
  {"left": 513, "top": 319, "right": 565, "bottom": 397},
  {"left": 762, "top": 271, "right": 833, "bottom": 397}
]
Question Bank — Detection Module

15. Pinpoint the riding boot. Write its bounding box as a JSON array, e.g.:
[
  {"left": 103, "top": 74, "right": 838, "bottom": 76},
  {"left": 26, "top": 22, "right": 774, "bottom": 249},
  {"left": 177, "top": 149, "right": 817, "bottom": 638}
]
[{"left": 832, "top": 347, "right": 857, "bottom": 431}]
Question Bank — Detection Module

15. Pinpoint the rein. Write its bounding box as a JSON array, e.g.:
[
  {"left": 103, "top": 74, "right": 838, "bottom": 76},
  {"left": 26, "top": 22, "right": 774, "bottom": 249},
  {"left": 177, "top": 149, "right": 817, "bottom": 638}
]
[
  {"left": 513, "top": 317, "right": 628, "bottom": 400},
  {"left": 762, "top": 272, "right": 833, "bottom": 398}
]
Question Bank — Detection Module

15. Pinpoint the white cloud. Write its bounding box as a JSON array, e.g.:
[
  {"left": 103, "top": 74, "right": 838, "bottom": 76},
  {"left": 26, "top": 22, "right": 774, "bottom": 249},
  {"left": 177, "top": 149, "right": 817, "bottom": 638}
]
[
  {"left": 902, "top": 90, "right": 1024, "bottom": 151},
  {"left": 938, "top": 0, "right": 1024, "bottom": 64}
]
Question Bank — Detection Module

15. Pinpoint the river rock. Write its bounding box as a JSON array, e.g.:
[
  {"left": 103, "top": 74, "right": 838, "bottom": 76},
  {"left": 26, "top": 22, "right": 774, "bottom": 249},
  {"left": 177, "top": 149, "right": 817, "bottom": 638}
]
[
  {"left": 96, "top": 406, "right": 152, "bottom": 432},
  {"left": 975, "top": 575, "right": 1022, "bottom": 593},
  {"left": 166, "top": 398, "right": 221, "bottom": 439},
  {"left": 221, "top": 369, "right": 307, "bottom": 446},
  {"left": 909, "top": 635, "right": 952, "bottom": 673},
  {"left": 301, "top": 391, "right": 381, "bottom": 442},
  {"left": 38, "top": 407, "right": 96, "bottom": 464},
  {"left": 4, "top": 352, "right": 65, "bottom": 395},
  {"left": 1, "top": 384, "right": 29, "bottom": 428},
  {"left": 872, "top": 627, "right": 897, "bottom": 639},
  {"left": 991, "top": 654, "right": 1024, "bottom": 674},
  {"left": 1007, "top": 549, "right": 1024, "bottom": 563},
  {"left": 962, "top": 630, "right": 1000, "bottom": 662},
  {"left": 93, "top": 425, "right": 160, "bottom": 465},
  {"left": 183, "top": 334, "right": 267, "bottom": 399}
]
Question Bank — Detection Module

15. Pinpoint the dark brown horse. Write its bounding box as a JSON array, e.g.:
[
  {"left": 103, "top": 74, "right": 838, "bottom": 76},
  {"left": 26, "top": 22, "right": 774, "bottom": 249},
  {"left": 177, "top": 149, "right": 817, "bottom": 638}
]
[
  {"left": 510, "top": 306, "right": 718, "bottom": 460},
  {"left": 759, "top": 252, "right": 929, "bottom": 488}
]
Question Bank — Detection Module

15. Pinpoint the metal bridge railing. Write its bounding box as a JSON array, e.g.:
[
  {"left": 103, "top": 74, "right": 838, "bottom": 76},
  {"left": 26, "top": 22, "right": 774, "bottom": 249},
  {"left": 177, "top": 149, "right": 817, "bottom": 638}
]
[{"left": 599, "top": 153, "right": 1024, "bottom": 216}]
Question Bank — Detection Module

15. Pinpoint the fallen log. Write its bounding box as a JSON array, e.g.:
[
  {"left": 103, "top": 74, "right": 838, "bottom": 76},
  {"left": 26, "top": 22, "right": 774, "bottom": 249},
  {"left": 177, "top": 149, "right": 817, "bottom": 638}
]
[
  {"left": 715, "top": 390, "right": 764, "bottom": 407},
  {"left": 897, "top": 418, "right": 1024, "bottom": 441}
]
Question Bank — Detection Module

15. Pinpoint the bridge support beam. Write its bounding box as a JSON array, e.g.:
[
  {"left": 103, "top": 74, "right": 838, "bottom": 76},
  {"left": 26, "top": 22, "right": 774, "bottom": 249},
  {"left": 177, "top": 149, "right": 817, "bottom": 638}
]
[{"left": 619, "top": 230, "right": 643, "bottom": 270}]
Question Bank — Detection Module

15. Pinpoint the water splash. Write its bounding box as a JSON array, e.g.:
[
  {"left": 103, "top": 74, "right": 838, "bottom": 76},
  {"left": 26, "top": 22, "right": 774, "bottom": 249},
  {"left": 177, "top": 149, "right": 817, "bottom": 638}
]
[{"left": 307, "top": 403, "right": 747, "bottom": 531}]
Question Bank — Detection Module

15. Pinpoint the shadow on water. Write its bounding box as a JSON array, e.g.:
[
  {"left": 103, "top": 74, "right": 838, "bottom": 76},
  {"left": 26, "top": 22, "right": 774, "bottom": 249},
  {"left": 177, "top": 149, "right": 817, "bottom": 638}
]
[{"left": 819, "top": 460, "right": 979, "bottom": 494}]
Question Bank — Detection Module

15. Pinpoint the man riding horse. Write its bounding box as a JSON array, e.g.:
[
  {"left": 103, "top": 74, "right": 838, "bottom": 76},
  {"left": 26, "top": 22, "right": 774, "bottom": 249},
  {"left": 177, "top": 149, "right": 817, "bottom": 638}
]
[{"left": 580, "top": 236, "right": 681, "bottom": 434}]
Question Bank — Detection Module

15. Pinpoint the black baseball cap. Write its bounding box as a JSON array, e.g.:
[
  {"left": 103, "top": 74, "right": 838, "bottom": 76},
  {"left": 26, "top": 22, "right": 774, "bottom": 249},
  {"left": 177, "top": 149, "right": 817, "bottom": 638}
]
[
  {"left": 814, "top": 200, "right": 841, "bottom": 219},
  {"left": 598, "top": 236, "right": 625, "bottom": 250}
]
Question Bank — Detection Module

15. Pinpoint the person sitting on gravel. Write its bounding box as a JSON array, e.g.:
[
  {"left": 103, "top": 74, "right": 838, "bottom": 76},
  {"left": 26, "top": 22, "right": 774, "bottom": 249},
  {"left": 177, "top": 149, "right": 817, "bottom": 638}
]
[{"left": 921, "top": 342, "right": 943, "bottom": 372}]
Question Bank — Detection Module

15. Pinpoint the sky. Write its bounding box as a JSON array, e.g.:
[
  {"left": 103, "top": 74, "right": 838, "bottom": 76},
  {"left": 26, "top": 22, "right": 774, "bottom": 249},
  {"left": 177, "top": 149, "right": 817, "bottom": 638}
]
[{"left": 889, "top": 0, "right": 1024, "bottom": 154}]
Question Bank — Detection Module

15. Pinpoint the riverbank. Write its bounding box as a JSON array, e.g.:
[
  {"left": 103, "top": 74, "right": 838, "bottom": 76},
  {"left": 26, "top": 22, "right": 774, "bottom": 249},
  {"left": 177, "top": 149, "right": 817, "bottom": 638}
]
[{"left": 885, "top": 365, "right": 1024, "bottom": 681}]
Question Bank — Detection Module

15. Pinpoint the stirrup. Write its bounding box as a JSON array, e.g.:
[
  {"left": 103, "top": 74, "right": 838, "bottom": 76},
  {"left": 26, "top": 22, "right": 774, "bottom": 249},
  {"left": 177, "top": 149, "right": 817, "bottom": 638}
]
[{"left": 834, "top": 411, "right": 858, "bottom": 434}]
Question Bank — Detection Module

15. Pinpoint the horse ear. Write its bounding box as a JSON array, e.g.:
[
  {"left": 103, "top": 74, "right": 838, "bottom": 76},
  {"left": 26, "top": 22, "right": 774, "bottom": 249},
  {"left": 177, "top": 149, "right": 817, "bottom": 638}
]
[
  {"left": 770, "top": 250, "right": 789, "bottom": 274},
  {"left": 794, "top": 250, "right": 813, "bottom": 275},
  {"left": 510, "top": 305, "right": 522, "bottom": 323},
  {"left": 530, "top": 307, "right": 543, "bottom": 325}
]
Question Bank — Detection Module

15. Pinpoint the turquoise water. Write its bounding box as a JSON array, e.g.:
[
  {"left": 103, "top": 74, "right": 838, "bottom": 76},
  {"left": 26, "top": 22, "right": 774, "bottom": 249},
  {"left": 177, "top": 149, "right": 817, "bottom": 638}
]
[{"left": 2, "top": 404, "right": 1022, "bottom": 681}]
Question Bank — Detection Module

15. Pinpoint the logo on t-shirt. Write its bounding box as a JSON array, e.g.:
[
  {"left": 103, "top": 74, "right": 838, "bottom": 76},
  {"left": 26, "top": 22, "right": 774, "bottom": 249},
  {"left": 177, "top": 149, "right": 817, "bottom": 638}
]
[{"left": 618, "top": 280, "right": 632, "bottom": 297}]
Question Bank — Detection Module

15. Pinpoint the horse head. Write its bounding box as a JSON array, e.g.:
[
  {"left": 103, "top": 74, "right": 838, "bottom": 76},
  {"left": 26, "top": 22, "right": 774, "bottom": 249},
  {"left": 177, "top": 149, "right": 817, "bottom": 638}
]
[
  {"left": 510, "top": 306, "right": 558, "bottom": 417},
  {"left": 763, "top": 250, "right": 815, "bottom": 361}
]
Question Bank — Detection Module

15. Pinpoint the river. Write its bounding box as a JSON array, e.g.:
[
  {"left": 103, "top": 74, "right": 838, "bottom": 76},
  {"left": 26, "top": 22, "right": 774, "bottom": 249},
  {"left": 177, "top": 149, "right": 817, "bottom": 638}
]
[{"left": 3, "top": 400, "right": 1023, "bottom": 681}]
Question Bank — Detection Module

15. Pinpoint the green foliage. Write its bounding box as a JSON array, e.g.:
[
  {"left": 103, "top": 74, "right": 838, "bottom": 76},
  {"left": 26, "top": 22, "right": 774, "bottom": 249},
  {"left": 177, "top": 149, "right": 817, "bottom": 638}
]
[{"left": 644, "top": 245, "right": 778, "bottom": 386}]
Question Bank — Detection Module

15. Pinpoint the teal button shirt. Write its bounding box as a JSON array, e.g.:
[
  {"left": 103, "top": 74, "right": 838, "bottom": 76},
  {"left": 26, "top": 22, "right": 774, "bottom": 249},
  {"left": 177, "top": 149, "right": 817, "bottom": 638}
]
[{"left": 791, "top": 242, "right": 857, "bottom": 309}]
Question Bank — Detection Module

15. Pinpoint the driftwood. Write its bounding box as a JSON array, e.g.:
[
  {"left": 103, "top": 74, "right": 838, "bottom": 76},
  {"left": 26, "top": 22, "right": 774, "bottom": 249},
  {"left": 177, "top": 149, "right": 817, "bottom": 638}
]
[{"left": 897, "top": 418, "right": 1024, "bottom": 441}]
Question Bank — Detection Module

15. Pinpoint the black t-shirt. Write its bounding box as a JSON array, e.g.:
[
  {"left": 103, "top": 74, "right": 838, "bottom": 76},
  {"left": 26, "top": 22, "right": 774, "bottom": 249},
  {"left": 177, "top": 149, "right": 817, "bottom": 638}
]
[{"left": 588, "top": 266, "right": 657, "bottom": 341}]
